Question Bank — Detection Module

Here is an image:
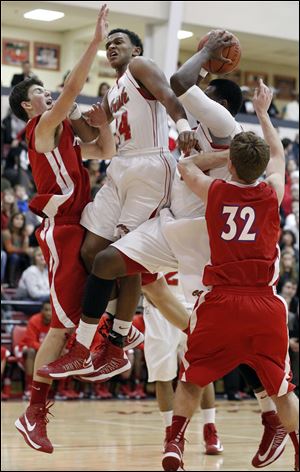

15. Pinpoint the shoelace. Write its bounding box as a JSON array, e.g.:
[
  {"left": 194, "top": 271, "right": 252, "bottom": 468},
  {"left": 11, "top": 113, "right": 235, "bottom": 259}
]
[{"left": 37, "top": 401, "right": 54, "bottom": 426}]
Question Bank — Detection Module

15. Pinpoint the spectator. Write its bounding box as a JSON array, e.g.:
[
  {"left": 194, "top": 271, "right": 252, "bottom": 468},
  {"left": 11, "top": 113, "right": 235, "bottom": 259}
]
[
  {"left": 86, "top": 160, "right": 101, "bottom": 190},
  {"left": 97, "top": 82, "right": 110, "bottom": 102},
  {"left": 280, "top": 279, "right": 299, "bottom": 316},
  {"left": 10, "top": 61, "right": 38, "bottom": 87},
  {"left": 14, "top": 301, "right": 51, "bottom": 399},
  {"left": 239, "top": 86, "right": 254, "bottom": 114},
  {"left": 1, "top": 189, "right": 18, "bottom": 230},
  {"left": 277, "top": 250, "right": 298, "bottom": 293},
  {"left": 14, "top": 184, "right": 29, "bottom": 214},
  {"left": 288, "top": 310, "right": 299, "bottom": 397},
  {"left": 282, "top": 92, "right": 299, "bottom": 122},
  {"left": 2, "top": 212, "right": 33, "bottom": 287},
  {"left": 2, "top": 109, "right": 26, "bottom": 175},
  {"left": 267, "top": 87, "right": 280, "bottom": 119},
  {"left": 280, "top": 229, "right": 299, "bottom": 262},
  {"left": 15, "top": 247, "right": 49, "bottom": 302}
]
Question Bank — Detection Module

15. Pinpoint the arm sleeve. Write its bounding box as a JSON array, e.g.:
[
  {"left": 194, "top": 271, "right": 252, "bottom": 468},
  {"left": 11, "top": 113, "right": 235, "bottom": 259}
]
[{"left": 178, "top": 85, "right": 236, "bottom": 138}]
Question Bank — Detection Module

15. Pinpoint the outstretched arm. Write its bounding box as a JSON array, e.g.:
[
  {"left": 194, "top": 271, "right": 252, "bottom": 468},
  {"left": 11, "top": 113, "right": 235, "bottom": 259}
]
[
  {"left": 182, "top": 149, "right": 229, "bottom": 171},
  {"left": 253, "top": 79, "right": 285, "bottom": 204},
  {"left": 35, "top": 4, "right": 109, "bottom": 152},
  {"left": 80, "top": 103, "right": 116, "bottom": 159},
  {"left": 177, "top": 159, "right": 213, "bottom": 203}
]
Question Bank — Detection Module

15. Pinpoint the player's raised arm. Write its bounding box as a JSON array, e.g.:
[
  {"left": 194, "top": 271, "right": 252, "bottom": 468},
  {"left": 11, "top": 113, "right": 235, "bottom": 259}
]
[
  {"left": 128, "top": 57, "right": 198, "bottom": 154},
  {"left": 36, "top": 4, "right": 109, "bottom": 148},
  {"left": 170, "top": 30, "right": 235, "bottom": 96},
  {"left": 253, "top": 79, "right": 285, "bottom": 204},
  {"left": 183, "top": 149, "right": 229, "bottom": 171}
]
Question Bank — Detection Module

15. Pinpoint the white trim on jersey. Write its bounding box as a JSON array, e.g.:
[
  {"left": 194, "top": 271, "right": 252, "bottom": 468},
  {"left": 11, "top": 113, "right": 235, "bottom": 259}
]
[
  {"left": 227, "top": 180, "right": 260, "bottom": 188},
  {"left": 273, "top": 291, "right": 291, "bottom": 396},
  {"left": 42, "top": 148, "right": 75, "bottom": 217},
  {"left": 269, "top": 244, "right": 281, "bottom": 286},
  {"left": 45, "top": 218, "right": 76, "bottom": 328}
]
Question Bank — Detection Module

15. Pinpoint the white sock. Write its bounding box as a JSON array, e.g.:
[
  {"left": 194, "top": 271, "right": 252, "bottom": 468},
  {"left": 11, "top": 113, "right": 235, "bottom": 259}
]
[
  {"left": 255, "top": 390, "right": 277, "bottom": 413},
  {"left": 76, "top": 320, "right": 97, "bottom": 349},
  {"left": 106, "top": 299, "right": 117, "bottom": 316},
  {"left": 160, "top": 410, "right": 173, "bottom": 427},
  {"left": 202, "top": 408, "right": 216, "bottom": 424},
  {"left": 112, "top": 318, "right": 131, "bottom": 336}
]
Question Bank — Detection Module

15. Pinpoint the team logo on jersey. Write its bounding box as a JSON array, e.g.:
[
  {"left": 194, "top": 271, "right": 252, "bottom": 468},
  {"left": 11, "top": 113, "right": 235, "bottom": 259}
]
[
  {"left": 73, "top": 136, "right": 80, "bottom": 147},
  {"left": 111, "top": 87, "right": 129, "bottom": 113}
]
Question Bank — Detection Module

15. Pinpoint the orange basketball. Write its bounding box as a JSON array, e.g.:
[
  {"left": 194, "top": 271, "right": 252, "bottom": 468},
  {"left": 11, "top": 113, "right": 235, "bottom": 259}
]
[{"left": 197, "top": 31, "right": 241, "bottom": 74}]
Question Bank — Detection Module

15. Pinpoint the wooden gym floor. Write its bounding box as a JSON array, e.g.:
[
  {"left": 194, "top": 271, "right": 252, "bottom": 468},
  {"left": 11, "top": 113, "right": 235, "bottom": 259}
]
[{"left": 1, "top": 399, "right": 294, "bottom": 471}]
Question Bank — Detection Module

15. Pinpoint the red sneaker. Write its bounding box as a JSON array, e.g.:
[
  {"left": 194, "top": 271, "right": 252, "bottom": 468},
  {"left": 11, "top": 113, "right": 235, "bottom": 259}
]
[
  {"left": 96, "top": 383, "right": 113, "bottom": 399},
  {"left": 203, "top": 423, "right": 223, "bottom": 455},
  {"left": 79, "top": 338, "right": 131, "bottom": 382},
  {"left": 164, "top": 426, "right": 172, "bottom": 450},
  {"left": 252, "top": 411, "right": 288, "bottom": 468},
  {"left": 130, "top": 383, "right": 147, "bottom": 399},
  {"left": 98, "top": 314, "right": 144, "bottom": 351},
  {"left": 118, "top": 384, "right": 133, "bottom": 399},
  {"left": 15, "top": 402, "right": 54, "bottom": 453},
  {"left": 37, "top": 340, "right": 94, "bottom": 379},
  {"left": 295, "top": 453, "right": 299, "bottom": 471},
  {"left": 162, "top": 438, "right": 185, "bottom": 471}
]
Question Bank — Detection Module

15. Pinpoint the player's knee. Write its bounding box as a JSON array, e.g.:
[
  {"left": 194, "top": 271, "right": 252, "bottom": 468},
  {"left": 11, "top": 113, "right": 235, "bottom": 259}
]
[
  {"left": 80, "top": 242, "right": 95, "bottom": 272},
  {"left": 92, "top": 247, "right": 126, "bottom": 279}
]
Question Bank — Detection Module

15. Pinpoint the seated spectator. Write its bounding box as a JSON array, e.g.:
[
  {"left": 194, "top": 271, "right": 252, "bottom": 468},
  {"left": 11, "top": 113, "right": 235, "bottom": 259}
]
[
  {"left": 15, "top": 247, "right": 49, "bottom": 301},
  {"left": 280, "top": 279, "right": 299, "bottom": 315},
  {"left": 2, "top": 109, "right": 27, "bottom": 185},
  {"left": 239, "top": 86, "right": 254, "bottom": 114},
  {"left": 1, "top": 189, "right": 18, "bottom": 230},
  {"left": 280, "top": 229, "right": 299, "bottom": 262},
  {"left": 14, "top": 301, "right": 51, "bottom": 399},
  {"left": 277, "top": 250, "right": 298, "bottom": 293},
  {"left": 267, "top": 88, "right": 280, "bottom": 119},
  {"left": 2, "top": 212, "right": 33, "bottom": 287},
  {"left": 14, "top": 184, "right": 29, "bottom": 214},
  {"left": 282, "top": 92, "right": 299, "bottom": 122},
  {"left": 10, "top": 61, "right": 39, "bottom": 87},
  {"left": 97, "top": 82, "right": 110, "bottom": 103},
  {"left": 288, "top": 310, "right": 299, "bottom": 397}
]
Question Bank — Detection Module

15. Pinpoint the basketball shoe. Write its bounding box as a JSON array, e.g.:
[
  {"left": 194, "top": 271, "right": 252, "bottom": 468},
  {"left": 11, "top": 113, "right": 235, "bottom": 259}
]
[
  {"left": 162, "top": 437, "right": 185, "bottom": 471},
  {"left": 164, "top": 426, "right": 172, "bottom": 450},
  {"left": 252, "top": 411, "right": 288, "bottom": 467},
  {"left": 203, "top": 423, "right": 224, "bottom": 455},
  {"left": 78, "top": 337, "right": 131, "bottom": 382},
  {"left": 98, "top": 313, "right": 144, "bottom": 350},
  {"left": 15, "top": 402, "right": 54, "bottom": 453},
  {"left": 37, "top": 340, "right": 94, "bottom": 379}
]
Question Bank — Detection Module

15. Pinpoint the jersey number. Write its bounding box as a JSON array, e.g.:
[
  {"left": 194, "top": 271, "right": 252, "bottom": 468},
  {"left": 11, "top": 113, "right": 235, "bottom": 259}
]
[
  {"left": 117, "top": 111, "right": 131, "bottom": 142},
  {"left": 221, "top": 206, "right": 257, "bottom": 241}
]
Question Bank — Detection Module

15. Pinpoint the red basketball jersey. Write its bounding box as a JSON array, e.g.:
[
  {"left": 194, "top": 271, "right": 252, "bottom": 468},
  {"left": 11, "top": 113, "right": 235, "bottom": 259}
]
[
  {"left": 26, "top": 116, "right": 91, "bottom": 218},
  {"left": 203, "top": 179, "right": 280, "bottom": 287}
]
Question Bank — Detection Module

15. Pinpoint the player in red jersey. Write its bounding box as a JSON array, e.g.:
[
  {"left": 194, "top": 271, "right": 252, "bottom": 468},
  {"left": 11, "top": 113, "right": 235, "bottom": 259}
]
[
  {"left": 162, "top": 80, "right": 299, "bottom": 472},
  {"left": 9, "top": 4, "right": 116, "bottom": 454}
]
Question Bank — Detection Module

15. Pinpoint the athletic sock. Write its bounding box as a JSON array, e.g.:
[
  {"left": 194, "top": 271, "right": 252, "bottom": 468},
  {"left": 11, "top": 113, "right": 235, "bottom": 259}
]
[
  {"left": 160, "top": 410, "right": 173, "bottom": 428},
  {"left": 255, "top": 390, "right": 277, "bottom": 413},
  {"left": 30, "top": 381, "right": 51, "bottom": 406},
  {"left": 76, "top": 320, "right": 98, "bottom": 349},
  {"left": 202, "top": 407, "right": 216, "bottom": 424}
]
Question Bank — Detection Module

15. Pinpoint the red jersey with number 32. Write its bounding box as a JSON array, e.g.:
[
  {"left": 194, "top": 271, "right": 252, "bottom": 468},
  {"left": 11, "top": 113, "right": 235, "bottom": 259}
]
[{"left": 203, "top": 179, "right": 280, "bottom": 287}]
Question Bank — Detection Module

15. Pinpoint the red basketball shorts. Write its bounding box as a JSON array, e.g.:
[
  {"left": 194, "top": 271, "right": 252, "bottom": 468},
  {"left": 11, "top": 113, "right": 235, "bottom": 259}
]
[
  {"left": 36, "top": 216, "right": 87, "bottom": 329},
  {"left": 180, "top": 286, "right": 295, "bottom": 397}
]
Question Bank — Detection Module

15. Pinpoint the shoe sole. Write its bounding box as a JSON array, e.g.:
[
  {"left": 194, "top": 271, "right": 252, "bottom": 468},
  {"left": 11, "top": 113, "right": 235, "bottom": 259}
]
[
  {"left": 79, "top": 359, "right": 131, "bottom": 382},
  {"left": 37, "top": 364, "right": 95, "bottom": 379},
  {"left": 15, "top": 419, "right": 53, "bottom": 454},
  {"left": 162, "top": 452, "right": 182, "bottom": 471},
  {"left": 205, "top": 445, "right": 224, "bottom": 455},
  {"left": 252, "top": 436, "right": 288, "bottom": 468}
]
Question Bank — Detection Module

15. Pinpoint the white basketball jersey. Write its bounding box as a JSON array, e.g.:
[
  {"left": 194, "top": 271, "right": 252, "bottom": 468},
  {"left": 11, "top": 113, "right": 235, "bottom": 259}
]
[
  {"left": 170, "top": 120, "right": 242, "bottom": 219},
  {"left": 107, "top": 66, "right": 169, "bottom": 154}
]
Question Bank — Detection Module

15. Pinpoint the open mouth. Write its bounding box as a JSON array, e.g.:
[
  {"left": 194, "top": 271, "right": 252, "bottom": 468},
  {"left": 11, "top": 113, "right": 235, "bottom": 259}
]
[
  {"left": 46, "top": 98, "right": 53, "bottom": 106},
  {"left": 109, "top": 51, "right": 118, "bottom": 60}
]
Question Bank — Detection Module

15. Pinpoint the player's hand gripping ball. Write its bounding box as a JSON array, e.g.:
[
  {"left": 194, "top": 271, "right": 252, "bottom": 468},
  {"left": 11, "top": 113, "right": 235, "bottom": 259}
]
[{"left": 198, "top": 30, "right": 241, "bottom": 74}]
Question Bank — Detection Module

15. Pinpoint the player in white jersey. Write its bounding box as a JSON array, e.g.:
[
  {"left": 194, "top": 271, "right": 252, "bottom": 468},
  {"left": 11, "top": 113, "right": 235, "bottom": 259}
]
[
  {"left": 142, "top": 272, "right": 223, "bottom": 455},
  {"left": 38, "top": 28, "right": 198, "bottom": 381}
]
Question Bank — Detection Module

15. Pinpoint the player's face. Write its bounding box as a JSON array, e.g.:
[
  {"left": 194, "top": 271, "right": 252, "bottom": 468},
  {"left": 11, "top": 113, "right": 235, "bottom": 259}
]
[
  {"left": 105, "top": 33, "right": 137, "bottom": 69},
  {"left": 25, "top": 84, "right": 53, "bottom": 116},
  {"left": 204, "top": 85, "right": 219, "bottom": 103}
]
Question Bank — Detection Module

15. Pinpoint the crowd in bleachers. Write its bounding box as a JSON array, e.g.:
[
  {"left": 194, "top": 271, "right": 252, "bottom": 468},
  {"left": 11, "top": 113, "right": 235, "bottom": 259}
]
[{"left": 1, "top": 84, "right": 299, "bottom": 401}]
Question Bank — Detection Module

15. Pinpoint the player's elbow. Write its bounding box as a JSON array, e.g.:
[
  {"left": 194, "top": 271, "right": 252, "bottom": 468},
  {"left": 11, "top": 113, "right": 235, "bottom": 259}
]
[{"left": 170, "top": 73, "right": 189, "bottom": 97}]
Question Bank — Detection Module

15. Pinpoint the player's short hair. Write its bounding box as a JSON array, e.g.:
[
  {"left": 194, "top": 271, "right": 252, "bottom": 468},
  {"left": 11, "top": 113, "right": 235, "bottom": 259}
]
[
  {"left": 209, "top": 79, "right": 243, "bottom": 116},
  {"left": 108, "top": 28, "right": 143, "bottom": 55},
  {"left": 230, "top": 131, "right": 270, "bottom": 183},
  {"left": 9, "top": 78, "right": 44, "bottom": 122}
]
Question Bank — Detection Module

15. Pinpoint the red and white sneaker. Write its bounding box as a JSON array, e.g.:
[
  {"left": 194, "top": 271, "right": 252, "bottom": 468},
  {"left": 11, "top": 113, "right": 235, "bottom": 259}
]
[
  {"left": 295, "top": 453, "right": 299, "bottom": 471},
  {"left": 203, "top": 423, "right": 224, "bottom": 455},
  {"left": 98, "top": 314, "right": 144, "bottom": 351},
  {"left": 252, "top": 411, "right": 288, "bottom": 468},
  {"left": 15, "top": 402, "right": 54, "bottom": 453},
  {"left": 79, "top": 338, "right": 131, "bottom": 382},
  {"left": 164, "top": 426, "right": 172, "bottom": 450},
  {"left": 162, "top": 438, "right": 185, "bottom": 471},
  {"left": 37, "top": 340, "right": 94, "bottom": 379},
  {"left": 130, "top": 383, "right": 147, "bottom": 399}
]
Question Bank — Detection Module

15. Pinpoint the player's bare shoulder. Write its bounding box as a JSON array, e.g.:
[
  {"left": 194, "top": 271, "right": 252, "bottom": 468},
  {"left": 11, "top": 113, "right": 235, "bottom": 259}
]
[
  {"left": 129, "top": 56, "right": 156, "bottom": 75},
  {"left": 265, "top": 173, "right": 285, "bottom": 205}
]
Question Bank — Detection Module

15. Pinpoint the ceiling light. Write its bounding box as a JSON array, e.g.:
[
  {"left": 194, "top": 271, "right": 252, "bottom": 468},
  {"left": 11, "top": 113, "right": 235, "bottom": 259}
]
[
  {"left": 24, "top": 9, "right": 65, "bottom": 22},
  {"left": 97, "top": 50, "right": 107, "bottom": 58},
  {"left": 177, "top": 30, "right": 194, "bottom": 40}
]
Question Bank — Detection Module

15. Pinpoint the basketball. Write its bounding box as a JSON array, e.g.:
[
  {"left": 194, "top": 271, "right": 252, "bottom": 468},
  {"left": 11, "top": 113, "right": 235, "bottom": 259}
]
[{"left": 197, "top": 31, "right": 241, "bottom": 74}]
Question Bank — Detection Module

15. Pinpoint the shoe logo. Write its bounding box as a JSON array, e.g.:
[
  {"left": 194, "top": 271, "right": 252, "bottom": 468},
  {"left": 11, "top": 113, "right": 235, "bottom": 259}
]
[
  {"left": 117, "top": 326, "right": 128, "bottom": 330},
  {"left": 83, "top": 358, "right": 92, "bottom": 368},
  {"left": 257, "top": 434, "right": 285, "bottom": 462},
  {"left": 24, "top": 414, "right": 36, "bottom": 432},
  {"left": 32, "top": 386, "right": 40, "bottom": 391}
]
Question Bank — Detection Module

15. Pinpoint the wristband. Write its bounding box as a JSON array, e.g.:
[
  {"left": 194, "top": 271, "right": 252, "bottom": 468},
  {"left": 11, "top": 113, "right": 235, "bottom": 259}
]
[
  {"left": 176, "top": 118, "right": 191, "bottom": 134},
  {"left": 199, "top": 67, "right": 208, "bottom": 78},
  {"left": 68, "top": 103, "right": 81, "bottom": 120}
]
